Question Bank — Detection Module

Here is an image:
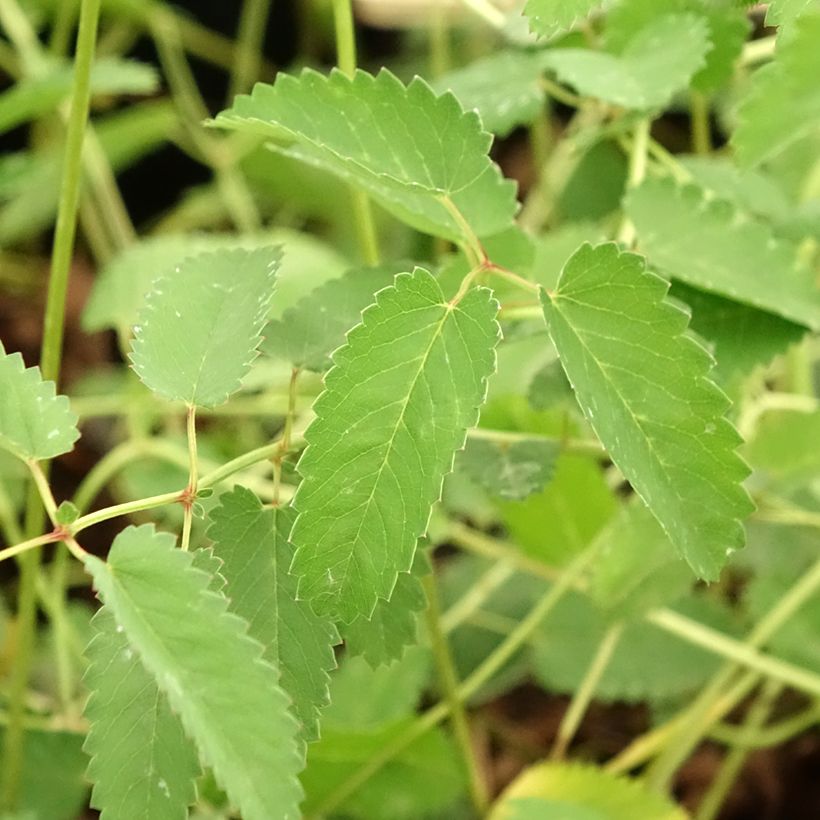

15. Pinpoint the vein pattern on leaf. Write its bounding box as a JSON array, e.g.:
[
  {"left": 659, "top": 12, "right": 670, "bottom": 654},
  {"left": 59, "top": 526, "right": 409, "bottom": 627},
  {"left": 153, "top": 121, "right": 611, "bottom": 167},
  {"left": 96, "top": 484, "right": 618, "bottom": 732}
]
[
  {"left": 213, "top": 69, "right": 518, "bottom": 241},
  {"left": 733, "top": 10, "right": 820, "bottom": 165},
  {"left": 290, "top": 268, "right": 499, "bottom": 622},
  {"left": 207, "top": 487, "right": 340, "bottom": 742},
  {"left": 541, "top": 243, "right": 753, "bottom": 580},
  {"left": 625, "top": 177, "right": 820, "bottom": 330},
  {"left": 130, "top": 246, "right": 281, "bottom": 407},
  {"left": 83, "top": 526, "right": 303, "bottom": 820},
  {"left": 83, "top": 610, "right": 200, "bottom": 820},
  {"left": 0, "top": 341, "right": 79, "bottom": 461}
]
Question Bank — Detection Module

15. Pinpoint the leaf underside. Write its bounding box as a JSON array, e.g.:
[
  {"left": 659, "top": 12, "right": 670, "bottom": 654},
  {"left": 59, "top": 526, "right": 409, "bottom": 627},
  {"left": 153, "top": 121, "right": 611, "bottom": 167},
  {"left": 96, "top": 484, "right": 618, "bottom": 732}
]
[
  {"left": 541, "top": 243, "right": 753, "bottom": 580},
  {"left": 290, "top": 268, "right": 500, "bottom": 622},
  {"left": 130, "top": 246, "right": 281, "bottom": 408},
  {"left": 83, "top": 526, "right": 303, "bottom": 820}
]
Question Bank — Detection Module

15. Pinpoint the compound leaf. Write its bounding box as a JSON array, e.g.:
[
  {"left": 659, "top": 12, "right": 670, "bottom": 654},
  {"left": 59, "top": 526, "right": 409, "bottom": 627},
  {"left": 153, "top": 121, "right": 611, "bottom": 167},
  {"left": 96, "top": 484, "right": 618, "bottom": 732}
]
[
  {"left": 541, "top": 243, "right": 752, "bottom": 580},
  {"left": 626, "top": 177, "right": 820, "bottom": 330},
  {"left": 523, "top": 0, "right": 605, "bottom": 38},
  {"left": 83, "top": 610, "right": 200, "bottom": 820},
  {"left": 83, "top": 526, "right": 303, "bottom": 820},
  {"left": 213, "top": 69, "right": 518, "bottom": 242},
  {"left": 130, "top": 247, "right": 280, "bottom": 407},
  {"left": 207, "top": 487, "right": 340, "bottom": 741},
  {"left": 541, "top": 14, "right": 710, "bottom": 109},
  {"left": 734, "top": 10, "right": 820, "bottom": 166},
  {"left": 0, "top": 341, "right": 79, "bottom": 461},
  {"left": 290, "top": 268, "right": 499, "bottom": 622}
]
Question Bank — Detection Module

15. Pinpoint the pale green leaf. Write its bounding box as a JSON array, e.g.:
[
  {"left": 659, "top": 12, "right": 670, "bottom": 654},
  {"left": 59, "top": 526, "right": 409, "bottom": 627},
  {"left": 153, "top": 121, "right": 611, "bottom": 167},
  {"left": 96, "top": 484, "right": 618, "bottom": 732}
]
[
  {"left": 523, "top": 0, "right": 605, "bottom": 38},
  {"left": 491, "top": 762, "right": 687, "bottom": 820},
  {"left": 341, "top": 548, "right": 430, "bottom": 667},
  {"left": 625, "top": 177, "right": 820, "bottom": 330},
  {"left": 0, "top": 341, "right": 79, "bottom": 461},
  {"left": 213, "top": 69, "right": 518, "bottom": 242},
  {"left": 744, "top": 409, "right": 820, "bottom": 481},
  {"left": 734, "top": 10, "right": 820, "bottom": 166},
  {"left": 434, "top": 51, "right": 547, "bottom": 137},
  {"left": 206, "top": 487, "right": 340, "bottom": 741},
  {"left": 765, "top": 0, "right": 817, "bottom": 28},
  {"left": 541, "top": 243, "right": 753, "bottom": 579},
  {"left": 83, "top": 610, "right": 200, "bottom": 820},
  {"left": 130, "top": 247, "right": 280, "bottom": 407},
  {"left": 290, "top": 268, "right": 499, "bottom": 621},
  {"left": 457, "top": 435, "right": 559, "bottom": 500},
  {"left": 83, "top": 526, "right": 303, "bottom": 820},
  {"left": 262, "top": 263, "right": 400, "bottom": 371},
  {"left": 527, "top": 359, "right": 573, "bottom": 410},
  {"left": 540, "top": 14, "right": 711, "bottom": 109}
]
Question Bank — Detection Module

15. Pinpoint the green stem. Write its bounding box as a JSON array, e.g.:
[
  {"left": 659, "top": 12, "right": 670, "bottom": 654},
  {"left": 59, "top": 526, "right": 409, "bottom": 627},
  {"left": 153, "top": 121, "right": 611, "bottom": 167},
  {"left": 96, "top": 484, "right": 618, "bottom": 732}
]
[
  {"left": 423, "top": 573, "right": 489, "bottom": 814},
  {"left": 180, "top": 405, "right": 198, "bottom": 552},
  {"left": 616, "top": 117, "right": 650, "bottom": 246},
  {"left": 0, "top": 532, "right": 60, "bottom": 564},
  {"left": 227, "top": 0, "right": 272, "bottom": 102},
  {"left": 550, "top": 621, "right": 624, "bottom": 760},
  {"left": 690, "top": 90, "right": 712, "bottom": 155},
  {"left": 709, "top": 701, "right": 820, "bottom": 750},
  {"left": 49, "top": 0, "right": 78, "bottom": 56},
  {"left": 429, "top": 3, "right": 450, "bottom": 78}
]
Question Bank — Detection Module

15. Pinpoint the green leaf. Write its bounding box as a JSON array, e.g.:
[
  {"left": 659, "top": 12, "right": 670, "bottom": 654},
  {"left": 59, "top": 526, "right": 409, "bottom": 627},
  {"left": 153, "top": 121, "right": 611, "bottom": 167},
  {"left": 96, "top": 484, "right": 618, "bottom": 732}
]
[
  {"left": 130, "top": 247, "right": 281, "bottom": 407},
  {"left": 765, "top": 0, "right": 817, "bottom": 26},
  {"left": 744, "top": 409, "right": 820, "bottom": 481},
  {"left": 734, "top": 10, "right": 820, "bottom": 166},
  {"left": 0, "top": 341, "right": 79, "bottom": 461},
  {"left": 83, "top": 610, "right": 200, "bottom": 820},
  {"left": 83, "top": 526, "right": 303, "bottom": 820},
  {"left": 490, "top": 762, "right": 687, "bottom": 820},
  {"left": 262, "top": 263, "right": 400, "bottom": 371},
  {"left": 523, "top": 0, "right": 605, "bottom": 38},
  {"left": 541, "top": 243, "right": 753, "bottom": 580},
  {"left": 433, "top": 51, "right": 548, "bottom": 137},
  {"left": 528, "top": 359, "right": 573, "bottom": 410},
  {"left": 501, "top": 454, "right": 617, "bottom": 567},
  {"left": 625, "top": 177, "right": 820, "bottom": 330},
  {"left": 341, "top": 548, "right": 430, "bottom": 667},
  {"left": 213, "top": 69, "right": 518, "bottom": 242},
  {"left": 206, "top": 487, "right": 340, "bottom": 741},
  {"left": 290, "top": 269, "right": 499, "bottom": 622},
  {"left": 55, "top": 500, "right": 80, "bottom": 526},
  {"left": 540, "top": 14, "right": 711, "bottom": 109}
]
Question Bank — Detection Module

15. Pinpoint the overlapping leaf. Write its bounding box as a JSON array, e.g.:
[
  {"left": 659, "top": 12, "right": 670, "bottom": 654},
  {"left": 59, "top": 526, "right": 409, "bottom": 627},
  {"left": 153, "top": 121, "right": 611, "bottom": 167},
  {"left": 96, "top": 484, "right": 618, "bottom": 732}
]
[
  {"left": 130, "top": 246, "right": 280, "bottom": 407},
  {"left": 207, "top": 488, "right": 340, "bottom": 741},
  {"left": 523, "top": 0, "right": 605, "bottom": 38},
  {"left": 83, "top": 610, "right": 200, "bottom": 820},
  {"left": 626, "top": 177, "right": 820, "bottom": 330},
  {"left": 0, "top": 341, "right": 79, "bottom": 461},
  {"left": 541, "top": 243, "right": 753, "bottom": 579},
  {"left": 213, "top": 69, "right": 518, "bottom": 242},
  {"left": 540, "top": 14, "right": 711, "bottom": 109},
  {"left": 83, "top": 526, "right": 303, "bottom": 820},
  {"left": 734, "top": 10, "right": 820, "bottom": 165},
  {"left": 290, "top": 268, "right": 499, "bottom": 622},
  {"left": 765, "top": 0, "right": 816, "bottom": 26}
]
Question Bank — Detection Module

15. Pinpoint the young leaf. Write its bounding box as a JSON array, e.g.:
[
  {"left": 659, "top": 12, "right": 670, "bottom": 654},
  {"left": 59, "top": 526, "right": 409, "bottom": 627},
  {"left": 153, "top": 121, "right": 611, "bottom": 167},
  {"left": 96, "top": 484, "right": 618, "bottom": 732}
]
[
  {"left": 213, "top": 69, "right": 518, "bottom": 242},
  {"left": 540, "top": 14, "right": 711, "bottom": 109},
  {"left": 541, "top": 243, "right": 753, "bottom": 579},
  {"left": 340, "top": 548, "right": 431, "bottom": 667},
  {"left": 0, "top": 341, "right": 79, "bottom": 461},
  {"left": 491, "top": 762, "right": 687, "bottom": 820},
  {"left": 130, "top": 247, "right": 280, "bottom": 407},
  {"left": 262, "top": 263, "right": 400, "bottom": 371},
  {"left": 625, "top": 178, "right": 820, "bottom": 330},
  {"left": 290, "top": 268, "right": 499, "bottom": 622},
  {"left": 83, "top": 610, "right": 200, "bottom": 820},
  {"left": 523, "top": 0, "right": 605, "bottom": 38},
  {"left": 83, "top": 526, "right": 303, "bottom": 820},
  {"left": 734, "top": 10, "right": 820, "bottom": 166},
  {"left": 206, "top": 487, "right": 340, "bottom": 741}
]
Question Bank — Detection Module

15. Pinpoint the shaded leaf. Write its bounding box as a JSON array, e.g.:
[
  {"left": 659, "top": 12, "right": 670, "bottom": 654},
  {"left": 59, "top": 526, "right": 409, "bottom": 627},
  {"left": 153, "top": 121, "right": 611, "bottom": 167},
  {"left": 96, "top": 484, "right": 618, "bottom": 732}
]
[
  {"left": 83, "top": 526, "right": 303, "bottom": 820},
  {"left": 524, "top": 0, "right": 605, "bottom": 38},
  {"left": 130, "top": 247, "right": 280, "bottom": 407},
  {"left": 290, "top": 269, "right": 499, "bottom": 622},
  {"left": 207, "top": 487, "right": 340, "bottom": 741},
  {"left": 0, "top": 341, "right": 79, "bottom": 461},
  {"left": 213, "top": 69, "right": 518, "bottom": 242},
  {"left": 541, "top": 243, "right": 753, "bottom": 579}
]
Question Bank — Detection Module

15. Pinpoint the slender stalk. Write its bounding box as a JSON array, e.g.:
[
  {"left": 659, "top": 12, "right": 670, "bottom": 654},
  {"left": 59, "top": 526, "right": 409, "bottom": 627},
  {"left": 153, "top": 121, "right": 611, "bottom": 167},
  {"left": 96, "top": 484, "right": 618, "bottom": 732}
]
[
  {"left": 272, "top": 369, "right": 299, "bottom": 504},
  {"left": 441, "top": 560, "right": 516, "bottom": 633},
  {"left": 227, "top": 0, "right": 272, "bottom": 102},
  {"left": 331, "top": 0, "right": 380, "bottom": 265},
  {"left": 0, "top": 532, "right": 60, "bottom": 564},
  {"left": 422, "top": 574, "right": 489, "bottom": 814},
  {"left": 180, "top": 405, "right": 198, "bottom": 552},
  {"left": 49, "top": 0, "right": 78, "bottom": 56},
  {"left": 70, "top": 491, "right": 184, "bottom": 536},
  {"left": 690, "top": 90, "right": 712, "bottom": 155},
  {"left": 617, "top": 117, "right": 650, "bottom": 246},
  {"left": 709, "top": 702, "right": 820, "bottom": 750},
  {"left": 429, "top": 3, "right": 450, "bottom": 78},
  {"left": 459, "top": 0, "right": 507, "bottom": 29},
  {"left": 550, "top": 621, "right": 624, "bottom": 760}
]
